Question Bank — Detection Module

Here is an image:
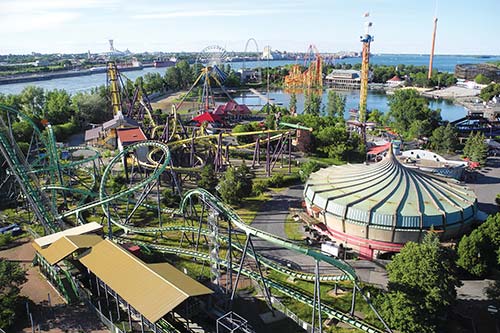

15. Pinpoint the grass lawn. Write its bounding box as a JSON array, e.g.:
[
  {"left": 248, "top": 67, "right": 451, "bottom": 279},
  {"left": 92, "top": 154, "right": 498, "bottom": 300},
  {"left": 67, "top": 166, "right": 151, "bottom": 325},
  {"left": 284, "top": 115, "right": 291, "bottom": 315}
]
[
  {"left": 234, "top": 193, "right": 271, "bottom": 224},
  {"left": 284, "top": 213, "right": 305, "bottom": 241}
]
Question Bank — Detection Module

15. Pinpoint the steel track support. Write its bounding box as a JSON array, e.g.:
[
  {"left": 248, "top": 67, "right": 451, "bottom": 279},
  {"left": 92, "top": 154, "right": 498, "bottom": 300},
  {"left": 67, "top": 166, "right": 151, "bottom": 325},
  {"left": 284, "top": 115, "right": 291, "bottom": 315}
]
[
  {"left": 230, "top": 235, "right": 250, "bottom": 302},
  {"left": 356, "top": 283, "right": 393, "bottom": 333},
  {"left": 350, "top": 284, "right": 356, "bottom": 316},
  {"left": 288, "top": 132, "right": 292, "bottom": 173},
  {"left": 266, "top": 132, "right": 271, "bottom": 177},
  {"left": 248, "top": 237, "right": 274, "bottom": 314}
]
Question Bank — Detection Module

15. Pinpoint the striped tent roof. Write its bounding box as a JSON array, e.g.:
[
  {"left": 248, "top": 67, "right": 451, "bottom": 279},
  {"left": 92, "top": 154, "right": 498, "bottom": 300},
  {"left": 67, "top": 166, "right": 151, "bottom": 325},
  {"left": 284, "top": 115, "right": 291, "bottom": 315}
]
[{"left": 304, "top": 150, "right": 477, "bottom": 229}]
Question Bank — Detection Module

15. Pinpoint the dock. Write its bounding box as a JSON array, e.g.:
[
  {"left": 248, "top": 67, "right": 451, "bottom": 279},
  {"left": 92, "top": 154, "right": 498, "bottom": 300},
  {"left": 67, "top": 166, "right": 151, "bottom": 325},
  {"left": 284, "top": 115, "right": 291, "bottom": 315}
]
[{"left": 249, "top": 88, "right": 275, "bottom": 106}]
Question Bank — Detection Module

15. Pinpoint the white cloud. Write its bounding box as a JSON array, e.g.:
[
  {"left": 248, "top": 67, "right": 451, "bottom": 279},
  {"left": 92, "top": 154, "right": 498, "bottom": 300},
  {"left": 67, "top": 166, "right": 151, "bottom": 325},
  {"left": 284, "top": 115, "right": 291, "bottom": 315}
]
[
  {"left": 0, "top": 11, "right": 80, "bottom": 33},
  {"left": 133, "top": 8, "right": 278, "bottom": 19},
  {"left": 0, "top": 0, "right": 117, "bottom": 13}
]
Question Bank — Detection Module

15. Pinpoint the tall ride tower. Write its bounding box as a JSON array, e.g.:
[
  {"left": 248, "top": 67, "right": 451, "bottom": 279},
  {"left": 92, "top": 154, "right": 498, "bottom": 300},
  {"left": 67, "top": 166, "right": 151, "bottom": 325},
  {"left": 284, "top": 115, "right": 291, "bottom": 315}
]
[
  {"left": 359, "top": 14, "right": 373, "bottom": 125},
  {"left": 427, "top": 17, "right": 438, "bottom": 80}
]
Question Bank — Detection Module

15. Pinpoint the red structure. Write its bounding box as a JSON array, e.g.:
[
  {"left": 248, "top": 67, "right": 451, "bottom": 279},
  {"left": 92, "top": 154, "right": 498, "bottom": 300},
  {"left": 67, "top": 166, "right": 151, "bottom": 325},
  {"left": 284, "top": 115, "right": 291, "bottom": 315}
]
[{"left": 213, "top": 101, "right": 251, "bottom": 117}]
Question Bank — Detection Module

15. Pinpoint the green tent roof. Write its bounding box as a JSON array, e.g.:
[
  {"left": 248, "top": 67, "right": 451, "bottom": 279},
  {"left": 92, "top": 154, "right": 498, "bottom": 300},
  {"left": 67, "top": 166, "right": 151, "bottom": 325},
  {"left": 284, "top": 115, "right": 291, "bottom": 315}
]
[{"left": 304, "top": 151, "right": 477, "bottom": 229}]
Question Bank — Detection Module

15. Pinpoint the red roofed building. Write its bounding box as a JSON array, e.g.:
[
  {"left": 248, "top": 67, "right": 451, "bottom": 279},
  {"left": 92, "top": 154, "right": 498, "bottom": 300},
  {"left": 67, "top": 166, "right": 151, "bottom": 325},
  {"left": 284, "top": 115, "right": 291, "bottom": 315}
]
[
  {"left": 213, "top": 101, "right": 251, "bottom": 118},
  {"left": 191, "top": 112, "right": 224, "bottom": 125},
  {"left": 367, "top": 142, "right": 391, "bottom": 161},
  {"left": 386, "top": 75, "right": 404, "bottom": 87},
  {"left": 116, "top": 127, "right": 148, "bottom": 161}
]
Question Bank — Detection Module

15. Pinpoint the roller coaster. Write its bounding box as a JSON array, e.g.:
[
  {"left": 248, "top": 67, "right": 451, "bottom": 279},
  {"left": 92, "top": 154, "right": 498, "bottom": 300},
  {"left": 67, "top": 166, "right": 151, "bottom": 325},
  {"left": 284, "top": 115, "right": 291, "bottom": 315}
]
[
  {"left": 0, "top": 48, "right": 393, "bottom": 333},
  {"left": 0, "top": 102, "right": 392, "bottom": 332}
]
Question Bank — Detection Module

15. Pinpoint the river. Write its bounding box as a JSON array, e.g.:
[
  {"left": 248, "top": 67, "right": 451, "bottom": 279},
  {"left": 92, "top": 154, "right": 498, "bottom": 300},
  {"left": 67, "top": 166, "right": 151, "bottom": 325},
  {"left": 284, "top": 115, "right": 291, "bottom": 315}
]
[
  {"left": 1, "top": 54, "right": 499, "bottom": 96},
  {"left": 232, "top": 89, "right": 467, "bottom": 122}
]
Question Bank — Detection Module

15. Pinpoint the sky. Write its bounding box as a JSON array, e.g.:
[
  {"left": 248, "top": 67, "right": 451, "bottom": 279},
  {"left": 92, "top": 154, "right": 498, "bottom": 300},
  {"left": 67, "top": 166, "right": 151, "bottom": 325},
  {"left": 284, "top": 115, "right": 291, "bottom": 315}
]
[{"left": 0, "top": 0, "right": 497, "bottom": 55}]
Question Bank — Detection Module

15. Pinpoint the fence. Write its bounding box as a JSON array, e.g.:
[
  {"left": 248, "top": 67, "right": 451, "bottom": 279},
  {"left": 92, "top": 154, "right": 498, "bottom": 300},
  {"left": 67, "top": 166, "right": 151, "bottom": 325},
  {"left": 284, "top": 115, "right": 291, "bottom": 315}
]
[
  {"left": 79, "top": 286, "right": 126, "bottom": 333},
  {"left": 252, "top": 280, "right": 317, "bottom": 333}
]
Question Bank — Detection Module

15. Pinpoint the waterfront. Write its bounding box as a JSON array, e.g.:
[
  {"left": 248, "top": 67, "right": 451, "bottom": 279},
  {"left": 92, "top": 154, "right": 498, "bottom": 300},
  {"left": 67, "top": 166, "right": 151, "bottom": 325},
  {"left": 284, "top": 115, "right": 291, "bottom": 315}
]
[
  {"left": 1, "top": 54, "right": 500, "bottom": 95},
  {"left": 232, "top": 89, "right": 468, "bottom": 122}
]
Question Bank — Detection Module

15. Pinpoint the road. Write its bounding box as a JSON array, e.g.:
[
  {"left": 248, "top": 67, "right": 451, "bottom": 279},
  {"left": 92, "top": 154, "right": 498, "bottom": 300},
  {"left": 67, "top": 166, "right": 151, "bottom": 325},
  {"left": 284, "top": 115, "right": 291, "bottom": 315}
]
[
  {"left": 250, "top": 185, "right": 389, "bottom": 286},
  {"left": 250, "top": 155, "right": 500, "bottom": 295}
]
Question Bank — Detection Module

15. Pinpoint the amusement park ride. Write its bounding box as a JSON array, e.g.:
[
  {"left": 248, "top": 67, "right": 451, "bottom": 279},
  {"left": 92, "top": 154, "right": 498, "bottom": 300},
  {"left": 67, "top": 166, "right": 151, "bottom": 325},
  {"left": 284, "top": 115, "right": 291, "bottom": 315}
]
[
  {"left": 0, "top": 43, "right": 393, "bottom": 333},
  {"left": 284, "top": 45, "right": 323, "bottom": 90}
]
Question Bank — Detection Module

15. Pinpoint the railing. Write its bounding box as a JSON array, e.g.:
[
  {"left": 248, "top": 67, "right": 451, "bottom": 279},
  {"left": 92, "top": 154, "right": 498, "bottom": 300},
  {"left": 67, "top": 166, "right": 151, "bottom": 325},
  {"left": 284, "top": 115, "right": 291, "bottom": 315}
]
[
  {"left": 270, "top": 296, "right": 316, "bottom": 333},
  {"left": 79, "top": 286, "right": 126, "bottom": 333}
]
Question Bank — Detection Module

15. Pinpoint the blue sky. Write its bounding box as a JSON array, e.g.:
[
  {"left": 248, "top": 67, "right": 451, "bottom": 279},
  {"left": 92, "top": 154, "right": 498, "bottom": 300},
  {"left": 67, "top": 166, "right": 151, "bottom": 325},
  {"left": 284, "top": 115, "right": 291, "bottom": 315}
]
[{"left": 0, "top": 0, "right": 497, "bottom": 55}]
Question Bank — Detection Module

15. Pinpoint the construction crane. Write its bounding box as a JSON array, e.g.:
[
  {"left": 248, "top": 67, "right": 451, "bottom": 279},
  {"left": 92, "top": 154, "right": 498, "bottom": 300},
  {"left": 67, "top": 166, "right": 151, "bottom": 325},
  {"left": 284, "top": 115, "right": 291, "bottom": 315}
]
[{"left": 359, "top": 13, "right": 373, "bottom": 127}]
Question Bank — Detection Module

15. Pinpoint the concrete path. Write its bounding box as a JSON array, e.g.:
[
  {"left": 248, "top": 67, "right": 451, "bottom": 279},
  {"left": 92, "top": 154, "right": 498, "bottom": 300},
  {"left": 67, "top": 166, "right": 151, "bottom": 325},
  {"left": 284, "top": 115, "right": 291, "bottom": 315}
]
[
  {"left": 467, "top": 156, "right": 500, "bottom": 215},
  {"left": 249, "top": 185, "right": 389, "bottom": 284}
]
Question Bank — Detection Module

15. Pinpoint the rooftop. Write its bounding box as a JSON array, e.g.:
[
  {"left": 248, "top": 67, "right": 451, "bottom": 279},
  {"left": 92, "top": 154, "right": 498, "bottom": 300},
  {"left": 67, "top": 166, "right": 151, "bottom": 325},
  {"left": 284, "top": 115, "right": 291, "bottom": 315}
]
[
  {"left": 116, "top": 127, "right": 147, "bottom": 144},
  {"left": 304, "top": 150, "right": 477, "bottom": 229}
]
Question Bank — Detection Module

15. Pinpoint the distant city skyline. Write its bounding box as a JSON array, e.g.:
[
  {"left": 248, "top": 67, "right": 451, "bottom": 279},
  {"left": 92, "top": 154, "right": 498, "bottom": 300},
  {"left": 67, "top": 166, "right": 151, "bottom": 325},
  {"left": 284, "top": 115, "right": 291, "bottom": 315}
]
[{"left": 0, "top": 0, "right": 497, "bottom": 55}]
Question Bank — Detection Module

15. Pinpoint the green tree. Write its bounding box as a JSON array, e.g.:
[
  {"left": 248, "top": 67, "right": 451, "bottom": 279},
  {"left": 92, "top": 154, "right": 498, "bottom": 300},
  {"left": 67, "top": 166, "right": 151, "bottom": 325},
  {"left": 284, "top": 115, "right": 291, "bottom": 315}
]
[
  {"left": 325, "top": 90, "right": 346, "bottom": 119},
  {"left": 165, "top": 66, "right": 182, "bottom": 90},
  {"left": 72, "top": 92, "right": 111, "bottom": 126},
  {"left": 475, "top": 74, "right": 492, "bottom": 85},
  {"left": 367, "top": 109, "right": 384, "bottom": 124},
  {"left": 457, "top": 231, "right": 489, "bottom": 277},
  {"left": 143, "top": 72, "right": 165, "bottom": 94},
  {"left": 299, "top": 160, "right": 321, "bottom": 182},
  {"left": 218, "top": 165, "right": 253, "bottom": 205},
  {"left": 289, "top": 93, "right": 297, "bottom": 115},
  {"left": 304, "top": 92, "right": 321, "bottom": 116},
  {"left": 463, "top": 131, "right": 488, "bottom": 165},
  {"left": 45, "top": 89, "right": 74, "bottom": 125},
  {"left": 387, "top": 89, "right": 441, "bottom": 139},
  {"left": 218, "top": 167, "right": 241, "bottom": 205},
  {"left": 430, "top": 124, "right": 458, "bottom": 154},
  {"left": 0, "top": 259, "right": 27, "bottom": 329},
  {"left": 20, "top": 86, "right": 45, "bottom": 118},
  {"left": 176, "top": 60, "right": 193, "bottom": 89},
  {"left": 480, "top": 83, "right": 500, "bottom": 101},
  {"left": 198, "top": 163, "right": 218, "bottom": 194},
  {"left": 457, "top": 213, "right": 500, "bottom": 277},
  {"left": 378, "top": 233, "right": 461, "bottom": 333}
]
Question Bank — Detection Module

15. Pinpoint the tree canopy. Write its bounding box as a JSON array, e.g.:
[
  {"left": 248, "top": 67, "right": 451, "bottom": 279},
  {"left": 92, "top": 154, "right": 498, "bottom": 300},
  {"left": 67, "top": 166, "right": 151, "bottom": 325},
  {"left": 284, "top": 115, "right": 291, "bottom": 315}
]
[
  {"left": 378, "top": 233, "right": 461, "bottom": 333},
  {"left": 457, "top": 213, "right": 500, "bottom": 277},
  {"left": 0, "top": 259, "right": 27, "bottom": 329},
  {"left": 429, "top": 124, "right": 458, "bottom": 154},
  {"left": 386, "top": 89, "right": 441, "bottom": 139},
  {"left": 463, "top": 131, "right": 488, "bottom": 166},
  {"left": 218, "top": 164, "right": 253, "bottom": 205}
]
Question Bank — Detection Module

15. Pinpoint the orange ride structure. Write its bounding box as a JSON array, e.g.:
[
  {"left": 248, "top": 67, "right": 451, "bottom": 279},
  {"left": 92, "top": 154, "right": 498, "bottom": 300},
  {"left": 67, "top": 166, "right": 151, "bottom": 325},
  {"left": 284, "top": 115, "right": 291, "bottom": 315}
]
[
  {"left": 284, "top": 45, "right": 323, "bottom": 89},
  {"left": 359, "top": 16, "right": 373, "bottom": 125}
]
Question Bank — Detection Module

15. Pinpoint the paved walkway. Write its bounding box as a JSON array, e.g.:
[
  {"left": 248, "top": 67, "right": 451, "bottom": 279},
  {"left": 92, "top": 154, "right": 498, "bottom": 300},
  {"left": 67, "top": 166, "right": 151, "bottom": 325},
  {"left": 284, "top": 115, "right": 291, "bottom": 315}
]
[
  {"left": 467, "top": 156, "right": 500, "bottom": 215},
  {"left": 250, "top": 185, "right": 389, "bottom": 284}
]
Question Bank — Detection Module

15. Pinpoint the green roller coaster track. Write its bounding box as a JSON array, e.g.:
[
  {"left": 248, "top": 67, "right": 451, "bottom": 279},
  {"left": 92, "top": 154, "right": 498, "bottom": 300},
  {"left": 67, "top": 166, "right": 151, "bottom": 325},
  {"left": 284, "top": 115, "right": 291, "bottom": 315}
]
[{"left": 0, "top": 104, "right": 389, "bottom": 333}]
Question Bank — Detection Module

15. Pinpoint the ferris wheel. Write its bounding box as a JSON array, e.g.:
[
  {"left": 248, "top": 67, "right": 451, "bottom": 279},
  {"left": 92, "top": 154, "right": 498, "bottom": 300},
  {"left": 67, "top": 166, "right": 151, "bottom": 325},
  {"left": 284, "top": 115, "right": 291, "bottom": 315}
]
[{"left": 196, "top": 45, "right": 229, "bottom": 68}]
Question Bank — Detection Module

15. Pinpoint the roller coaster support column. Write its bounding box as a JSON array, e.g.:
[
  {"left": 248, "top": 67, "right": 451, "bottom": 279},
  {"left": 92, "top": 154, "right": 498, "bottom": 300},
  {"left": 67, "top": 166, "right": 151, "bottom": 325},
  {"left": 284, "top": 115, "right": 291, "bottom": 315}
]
[
  {"left": 266, "top": 132, "right": 271, "bottom": 177},
  {"left": 311, "top": 259, "right": 323, "bottom": 333},
  {"left": 356, "top": 283, "right": 393, "bottom": 333},
  {"left": 208, "top": 210, "right": 222, "bottom": 292},
  {"left": 350, "top": 284, "right": 356, "bottom": 316},
  {"left": 231, "top": 234, "right": 250, "bottom": 303},
  {"left": 288, "top": 132, "right": 292, "bottom": 173},
  {"left": 215, "top": 133, "right": 223, "bottom": 172},
  {"left": 248, "top": 236, "right": 274, "bottom": 314},
  {"left": 251, "top": 138, "right": 260, "bottom": 168}
]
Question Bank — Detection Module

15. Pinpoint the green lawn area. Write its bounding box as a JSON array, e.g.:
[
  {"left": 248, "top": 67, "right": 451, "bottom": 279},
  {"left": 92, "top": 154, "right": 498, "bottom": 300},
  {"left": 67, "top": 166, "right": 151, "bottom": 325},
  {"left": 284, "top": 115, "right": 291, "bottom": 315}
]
[
  {"left": 234, "top": 193, "right": 271, "bottom": 224},
  {"left": 284, "top": 214, "right": 305, "bottom": 241}
]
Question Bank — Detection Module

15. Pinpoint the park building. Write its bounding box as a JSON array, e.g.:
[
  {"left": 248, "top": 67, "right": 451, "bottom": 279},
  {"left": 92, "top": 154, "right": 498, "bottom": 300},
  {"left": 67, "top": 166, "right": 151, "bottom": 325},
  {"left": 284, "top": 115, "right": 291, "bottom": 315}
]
[
  {"left": 304, "top": 146, "right": 477, "bottom": 259},
  {"left": 455, "top": 63, "right": 500, "bottom": 81},
  {"left": 32, "top": 223, "right": 213, "bottom": 332}
]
